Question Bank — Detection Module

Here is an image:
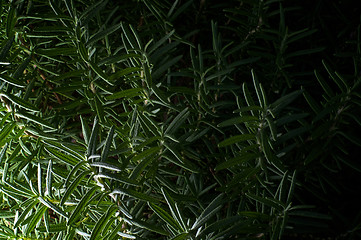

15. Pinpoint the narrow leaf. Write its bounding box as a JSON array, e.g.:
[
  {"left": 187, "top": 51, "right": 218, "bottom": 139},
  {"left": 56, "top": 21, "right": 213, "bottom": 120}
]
[
  {"left": 16, "top": 111, "right": 55, "bottom": 129},
  {"left": 45, "top": 160, "right": 53, "bottom": 197},
  {"left": 314, "top": 69, "right": 334, "bottom": 98},
  {"left": 165, "top": 107, "right": 189, "bottom": 135},
  {"left": 111, "top": 188, "right": 159, "bottom": 203},
  {"left": 0, "top": 36, "right": 14, "bottom": 61},
  {"left": 128, "top": 218, "right": 168, "bottom": 236},
  {"left": 60, "top": 170, "right": 92, "bottom": 205},
  {"left": 0, "top": 74, "right": 26, "bottom": 88},
  {"left": 78, "top": 42, "right": 89, "bottom": 62},
  {"left": 161, "top": 188, "right": 186, "bottom": 231},
  {"left": 14, "top": 199, "right": 39, "bottom": 228},
  {"left": 38, "top": 196, "right": 68, "bottom": 219},
  {"left": 90, "top": 162, "right": 121, "bottom": 172},
  {"left": 95, "top": 172, "right": 139, "bottom": 186},
  {"left": 45, "top": 147, "right": 78, "bottom": 166},
  {"left": 246, "top": 193, "right": 285, "bottom": 211},
  {"left": 36, "top": 223, "right": 67, "bottom": 233},
  {"left": 38, "top": 163, "right": 43, "bottom": 196},
  {"left": 90, "top": 205, "right": 117, "bottom": 240},
  {"left": 6, "top": 6, "right": 16, "bottom": 38},
  {"left": 0, "top": 93, "right": 39, "bottom": 112},
  {"left": 87, "top": 117, "right": 99, "bottom": 158},
  {"left": 25, "top": 205, "right": 47, "bottom": 235},
  {"left": 191, "top": 194, "right": 224, "bottom": 230},
  {"left": 89, "top": 61, "right": 113, "bottom": 85},
  {"left": 218, "top": 116, "right": 258, "bottom": 127},
  {"left": 0, "top": 211, "right": 14, "bottom": 219},
  {"left": 80, "top": 115, "right": 90, "bottom": 145},
  {"left": 94, "top": 94, "right": 106, "bottom": 123},
  {"left": 218, "top": 134, "right": 255, "bottom": 147},
  {"left": 87, "top": 23, "right": 121, "bottom": 46},
  {"left": 0, "top": 143, "right": 8, "bottom": 164},
  {"left": 106, "top": 88, "right": 143, "bottom": 100},
  {"left": 130, "top": 146, "right": 160, "bottom": 180},
  {"left": 101, "top": 126, "right": 115, "bottom": 163},
  {"left": 148, "top": 202, "right": 181, "bottom": 231},
  {"left": 67, "top": 186, "right": 100, "bottom": 226},
  {"left": 0, "top": 122, "right": 16, "bottom": 147},
  {"left": 215, "top": 153, "right": 259, "bottom": 171}
]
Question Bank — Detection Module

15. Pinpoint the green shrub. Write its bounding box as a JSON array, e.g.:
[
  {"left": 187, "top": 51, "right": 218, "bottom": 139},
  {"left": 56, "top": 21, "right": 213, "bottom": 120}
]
[{"left": 1, "top": 0, "right": 361, "bottom": 239}]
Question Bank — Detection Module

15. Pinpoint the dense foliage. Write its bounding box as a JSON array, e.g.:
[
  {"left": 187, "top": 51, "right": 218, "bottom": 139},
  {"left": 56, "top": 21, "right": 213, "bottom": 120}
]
[{"left": 1, "top": 0, "right": 361, "bottom": 239}]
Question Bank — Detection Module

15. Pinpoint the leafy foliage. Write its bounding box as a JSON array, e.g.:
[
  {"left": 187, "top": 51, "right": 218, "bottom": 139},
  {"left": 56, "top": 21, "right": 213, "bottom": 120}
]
[{"left": 1, "top": 0, "right": 361, "bottom": 239}]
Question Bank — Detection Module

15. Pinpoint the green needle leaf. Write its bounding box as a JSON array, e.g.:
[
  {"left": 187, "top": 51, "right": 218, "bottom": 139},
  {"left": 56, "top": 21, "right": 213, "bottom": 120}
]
[
  {"left": 0, "top": 93, "right": 39, "bottom": 112},
  {"left": 95, "top": 172, "right": 139, "bottom": 186},
  {"left": 148, "top": 202, "right": 181, "bottom": 231},
  {"left": 60, "top": 170, "right": 92, "bottom": 205},
  {"left": 45, "top": 147, "right": 79, "bottom": 166},
  {"left": 106, "top": 88, "right": 144, "bottom": 100},
  {"left": 218, "top": 134, "right": 255, "bottom": 147},
  {"left": 191, "top": 194, "right": 224, "bottom": 230},
  {"left": 218, "top": 116, "right": 258, "bottom": 127},
  {"left": 14, "top": 199, "right": 39, "bottom": 228},
  {"left": 87, "top": 23, "right": 122, "bottom": 46},
  {"left": 38, "top": 196, "right": 69, "bottom": 219},
  {"left": 161, "top": 188, "right": 186, "bottom": 231},
  {"left": 0, "top": 74, "right": 26, "bottom": 88},
  {"left": 16, "top": 111, "right": 56, "bottom": 129},
  {"left": 67, "top": 186, "right": 100, "bottom": 226},
  {"left": 90, "top": 205, "right": 117, "bottom": 240},
  {"left": 45, "top": 160, "right": 53, "bottom": 197},
  {"left": 25, "top": 205, "right": 48, "bottom": 236},
  {"left": 165, "top": 107, "right": 189, "bottom": 135},
  {"left": 87, "top": 117, "right": 99, "bottom": 158}
]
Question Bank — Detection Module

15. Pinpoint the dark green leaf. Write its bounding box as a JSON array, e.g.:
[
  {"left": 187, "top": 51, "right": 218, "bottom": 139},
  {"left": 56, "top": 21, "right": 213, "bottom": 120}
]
[
  {"left": 218, "top": 116, "right": 258, "bottom": 127},
  {"left": 95, "top": 172, "right": 139, "bottom": 186},
  {"left": 148, "top": 202, "right": 182, "bottom": 231},
  {"left": 38, "top": 196, "right": 68, "bottom": 219},
  {"left": 0, "top": 93, "right": 39, "bottom": 112},
  {"left": 215, "top": 153, "right": 259, "bottom": 171},
  {"left": 87, "top": 23, "right": 121, "bottom": 46},
  {"left": 218, "top": 134, "right": 255, "bottom": 147},
  {"left": 129, "top": 218, "right": 169, "bottom": 236},
  {"left": 106, "top": 88, "right": 144, "bottom": 100},
  {"left": 0, "top": 211, "right": 15, "bottom": 219},
  {"left": 165, "top": 107, "right": 189, "bottom": 135},
  {"left": 16, "top": 111, "right": 55, "bottom": 129},
  {"left": 36, "top": 223, "right": 67, "bottom": 233},
  {"left": 25, "top": 205, "right": 48, "bottom": 235},
  {"left": 0, "top": 122, "right": 16, "bottom": 147},
  {"left": 45, "top": 147, "right": 79, "bottom": 166},
  {"left": 111, "top": 188, "right": 159, "bottom": 203},
  {"left": 90, "top": 205, "right": 117, "bottom": 240},
  {"left": 67, "top": 186, "right": 100, "bottom": 226},
  {"left": 60, "top": 170, "right": 92, "bottom": 205},
  {"left": 87, "top": 117, "right": 99, "bottom": 158},
  {"left": 14, "top": 199, "right": 39, "bottom": 228},
  {"left": 0, "top": 74, "right": 26, "bottom": 88},
  {"left": 0, "top": 36, "right": 14, "bottom": 61},
  {"left": 80, "top": 115, "right": 91, "bottom": 145},
  {"left": 246, "top": 193, "right": 285, "bottom": 211},
  {"left": 161, "top": 188, "right": 186, "bottom": 231},
  {"left": 6, "top": 6, "right": 16, "bottom": 38},
  {"left": 191, "top": 194, "right": 224, "bottom": 230}
]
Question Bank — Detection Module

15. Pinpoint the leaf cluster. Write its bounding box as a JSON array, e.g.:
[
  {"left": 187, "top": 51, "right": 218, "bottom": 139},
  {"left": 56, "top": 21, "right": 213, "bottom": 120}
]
[{"left": 1, "top": 0, "right": 361, "bottom": 239}]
